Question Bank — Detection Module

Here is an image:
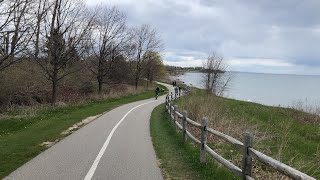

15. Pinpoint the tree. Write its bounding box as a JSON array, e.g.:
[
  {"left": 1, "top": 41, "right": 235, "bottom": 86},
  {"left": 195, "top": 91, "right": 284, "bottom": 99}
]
[
  {"left": 203, "top": 52, "right": 230, "bottom": 96},
  {"left": 0, "top": 0, "right": 33, "bottom": 71},
  {"left": 35, "top": 0, "right": 94, "bottom": 104},
  {"left": 128, "top": 24, "right": 162, "bottom": 89},
  {"left": 87, "top": 6, "right": 126, "bottom": 93},
  {"left": 32, "top": 0, "right": 51, "bottom": 60},
  {"left": 142, "top": 51, "right": 165, "bottom": 88}
]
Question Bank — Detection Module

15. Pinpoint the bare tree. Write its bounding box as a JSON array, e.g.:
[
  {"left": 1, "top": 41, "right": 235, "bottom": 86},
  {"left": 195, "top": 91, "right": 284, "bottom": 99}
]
[
  {"left": 142, "top": 50, "right": 165, "bottom": 89},
  {"left": 203, "top": 52, "right": 230, "bottom": 96},
  {"left": 87, "top": 6, "right": 126, "bottom": 93},
  {"left": 128, "top": 24, "right": 162, "bottom": 89},
  {"left": 35, "top": 0, "right": 94, "bottom": 104},
  {"left": 0, "top": 0, "right": 33, "bottom": 71}
]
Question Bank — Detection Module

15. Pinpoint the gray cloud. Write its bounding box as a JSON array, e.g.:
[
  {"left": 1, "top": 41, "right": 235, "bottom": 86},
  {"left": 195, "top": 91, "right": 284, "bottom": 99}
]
[{"left": 87, "top": 0, "right": 320, "bottom": 75}]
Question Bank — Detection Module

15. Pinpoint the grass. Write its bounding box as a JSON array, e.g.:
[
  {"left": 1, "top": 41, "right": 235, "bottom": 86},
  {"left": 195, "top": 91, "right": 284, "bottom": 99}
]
[
  {"left": 223, "top": 97, "right": 320, "bottom": 178},
  {"left": 175, "top": 89, "right": 320, "bottom": 179},
  {"left": 150, "top": 104, "right": 237, "bottom": 180},
  {"left": 0, "top": 83, "right": 167, "bottom": 179}
]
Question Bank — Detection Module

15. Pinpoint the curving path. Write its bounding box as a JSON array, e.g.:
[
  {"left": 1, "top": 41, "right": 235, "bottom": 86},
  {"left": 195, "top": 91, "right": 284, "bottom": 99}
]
[{"left": 5, "top": 82, "right": 174, "bottom": 180}]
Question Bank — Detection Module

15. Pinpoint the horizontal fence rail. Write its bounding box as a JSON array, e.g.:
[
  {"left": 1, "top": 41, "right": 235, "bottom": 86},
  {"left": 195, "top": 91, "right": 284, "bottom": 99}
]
[
  {"left": 186, "top": 117, "right": 202, "bottom": 128},
  {"left": 248, "top": 148, "right": 315, "bottom": 180},
  {"left": 204, "top": 144, "right": 242, "bottom": 177},
  {"left": 206, "top": 127, "right": 244, "bottom": 150},
  {"left": 165, "top": 92, "right": 316, "bottom": 180},
  {"left": 175, "top": 111, "right": 183, "bottom": 118},
  {"left": 186, "top": 130, "right": 201, "bottom": 144}
]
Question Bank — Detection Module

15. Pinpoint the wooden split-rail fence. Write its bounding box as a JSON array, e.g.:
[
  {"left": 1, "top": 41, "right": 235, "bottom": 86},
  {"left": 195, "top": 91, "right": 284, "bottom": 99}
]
[{"left": 165, "top": 92, "right": 316, "bottom": 180}]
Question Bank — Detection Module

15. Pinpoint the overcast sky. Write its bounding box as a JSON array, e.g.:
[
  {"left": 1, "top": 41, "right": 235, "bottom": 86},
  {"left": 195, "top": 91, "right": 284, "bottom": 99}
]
[{"left": 87, "top": 0, "right": 320, "bottom": 75}]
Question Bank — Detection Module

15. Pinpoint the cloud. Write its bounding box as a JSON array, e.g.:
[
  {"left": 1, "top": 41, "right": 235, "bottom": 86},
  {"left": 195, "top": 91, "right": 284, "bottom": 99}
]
[
  {"left": 87, "top": 0, "right": 320, "bottom": 75},
  {"left": 228, "top": 58, "right": 294, "bottom": 67},
  {"left": 163, "top": 50, "right": 205, "bottom": 67}
]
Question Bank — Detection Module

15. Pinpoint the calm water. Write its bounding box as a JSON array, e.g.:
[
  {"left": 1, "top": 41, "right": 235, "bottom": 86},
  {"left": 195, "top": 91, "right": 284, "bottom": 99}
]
[{"left": 177, "top": 72, "right": 320, "bottom": 107}]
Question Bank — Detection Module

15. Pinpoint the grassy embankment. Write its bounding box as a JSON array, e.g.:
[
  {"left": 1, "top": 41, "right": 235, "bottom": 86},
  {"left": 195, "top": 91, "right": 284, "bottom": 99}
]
[
  {"left": 175, "top": 89, "right": 320, "bottom": 179},
  {"left": 150, "top": 104, "right": 237, "bottom": 180},
  {"left": 0, "top": 83, "right": 167, "bottom": 179}
]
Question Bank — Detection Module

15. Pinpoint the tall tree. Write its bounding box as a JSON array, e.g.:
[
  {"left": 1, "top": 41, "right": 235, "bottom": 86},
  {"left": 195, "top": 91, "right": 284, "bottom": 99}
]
[
  {"left": 0, "top": 0, "right": 33, "bottom": 71},
  {"left": 87, "top": 6, "right": 126, "bottom": 93},
  {"left": 35, "top": 0, "right": 94, "bottom": 104},
  {"left": 128, "top": 24, "right": 162, "bottom": 89}
]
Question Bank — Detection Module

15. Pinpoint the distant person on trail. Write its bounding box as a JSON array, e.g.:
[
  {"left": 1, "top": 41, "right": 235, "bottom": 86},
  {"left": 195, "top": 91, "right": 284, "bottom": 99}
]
[
  {"left": 172, "top": 81, "right": 175, "bottom": 87},
  {"left": 174, "top": 86, "right": 178, "bottom": 98},
  {"left": 178, "top": 86, "right": 182, "bottom": 96},
  {"left": 155, "top": 87, "right": 160, "bottom": 99}
]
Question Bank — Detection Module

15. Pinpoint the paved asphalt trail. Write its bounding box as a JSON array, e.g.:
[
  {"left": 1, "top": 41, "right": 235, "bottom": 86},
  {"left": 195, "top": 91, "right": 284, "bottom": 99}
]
[{"left": 5, "top": 82, "right": 174, "bottom": 180}]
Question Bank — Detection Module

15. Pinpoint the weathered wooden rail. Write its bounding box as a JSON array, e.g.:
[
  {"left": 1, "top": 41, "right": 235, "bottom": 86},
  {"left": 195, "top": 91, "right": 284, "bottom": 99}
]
[{"left": 165, "top": 94, "right": 316, "bottom": 180}]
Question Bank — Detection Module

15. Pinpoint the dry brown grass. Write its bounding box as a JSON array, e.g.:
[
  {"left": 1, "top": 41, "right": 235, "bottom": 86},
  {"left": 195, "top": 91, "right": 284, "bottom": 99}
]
[
  {"left": 84, "top": 84, "right": 147, "bottom": 102},
  {"left": 289, "top": 100, "right": 320, "bottom": 124},
  {"left": 0, "top": 83, "right": 150, "bottom": 120},
  {"left": 177, "top": 92, "right": 260, "bottom": 146}
]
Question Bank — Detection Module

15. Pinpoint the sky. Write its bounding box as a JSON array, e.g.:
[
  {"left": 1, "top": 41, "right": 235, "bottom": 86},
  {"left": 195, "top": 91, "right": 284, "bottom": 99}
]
[{"left": 86, "top": 0, "right": 320, "bottom": 75}]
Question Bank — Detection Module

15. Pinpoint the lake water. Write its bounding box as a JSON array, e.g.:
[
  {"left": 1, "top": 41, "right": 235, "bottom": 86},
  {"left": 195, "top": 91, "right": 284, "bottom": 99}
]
[{"left": 177, "top": 72, "right": 320, "bottom": 108}]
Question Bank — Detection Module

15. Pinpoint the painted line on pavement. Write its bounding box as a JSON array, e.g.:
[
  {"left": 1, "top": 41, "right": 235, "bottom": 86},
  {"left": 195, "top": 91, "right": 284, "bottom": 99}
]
[{"left": 84, "top": 99, "right": 159, "bottom": 180}]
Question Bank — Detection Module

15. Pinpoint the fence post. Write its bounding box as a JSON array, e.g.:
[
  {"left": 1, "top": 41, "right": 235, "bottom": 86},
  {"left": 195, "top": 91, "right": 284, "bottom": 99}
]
[
  {"left": 242, "top": 132, "right": 254, "bottom": 180},
  {"left": 165, "top": 94, "right": 168, "bottom": 105},
  {"left": 173, "top": 105, "right": 178, "bottom": 130},
  {"left": 166, "top": 95, "right": 169, "bottom": 111},
  {"left": 170, "top": 104, "right": 174, "bottom": 120},
  {"left": 200, "top": 117, "right": 208, "bottom": 163},
  {"left": 182, "top": 110, "right": 188, "bottom": 144}
]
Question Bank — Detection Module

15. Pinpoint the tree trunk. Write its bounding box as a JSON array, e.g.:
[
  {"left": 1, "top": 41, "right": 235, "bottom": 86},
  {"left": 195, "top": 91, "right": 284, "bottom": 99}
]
[
  {"left": 35, "top": 19, "right": 41, "bottom": 59},
  {"left": 206, "top": 72, "right": 211, "bottom": 94},
  {"left": 97, "top": 56, "right": 103, "bottom": 93},
  {"left": 135, "top": 69, "right": 140, "bottom": 90},
  {"left": 97, "top": 76, "right": 103, "bottom": 93},
  {"left": 146, "top": 80, "right": 149, "bottom": 89},
  {"left": 51, "top": 73, "right": 58, "bottom": 105},
  {"left": 135, "top": 78, "right": 138, "bottom": 90},
  {"left": 149, "top": 79, "right": 153, "bottom": 90},
  {"left": 98, "top": 81, "right": 102, "bottom": 93}
]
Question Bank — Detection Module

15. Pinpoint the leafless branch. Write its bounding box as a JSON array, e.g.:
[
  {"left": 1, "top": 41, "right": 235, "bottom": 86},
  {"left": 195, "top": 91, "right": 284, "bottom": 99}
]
[{"left": 203, "top": 52, "right": 230, "bottom": 96}]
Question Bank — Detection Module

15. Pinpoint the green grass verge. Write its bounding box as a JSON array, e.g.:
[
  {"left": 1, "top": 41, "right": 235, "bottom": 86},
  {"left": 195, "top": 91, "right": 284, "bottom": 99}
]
[
  {"left": 150, "top": 104, "right": 237, "bottom": 180},
  {"left": 0, "top": 84, "right": 167, "bottom": 179}
]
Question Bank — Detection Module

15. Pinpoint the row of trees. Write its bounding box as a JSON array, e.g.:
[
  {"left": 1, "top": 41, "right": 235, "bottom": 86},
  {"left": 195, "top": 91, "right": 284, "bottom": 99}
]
[{"left": 0, "top": 0, "right": 164, "bottom": 105}]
